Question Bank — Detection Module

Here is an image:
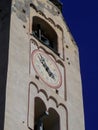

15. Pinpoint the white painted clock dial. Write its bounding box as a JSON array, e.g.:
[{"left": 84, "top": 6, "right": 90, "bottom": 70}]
[{"left": 31, "top": 50, "right": 62, "bottom": 89}]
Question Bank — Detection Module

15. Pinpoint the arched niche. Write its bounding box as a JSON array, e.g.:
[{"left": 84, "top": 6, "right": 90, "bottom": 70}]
[{"left": 28, "top": 84, "right": 68, "bottom": 130}]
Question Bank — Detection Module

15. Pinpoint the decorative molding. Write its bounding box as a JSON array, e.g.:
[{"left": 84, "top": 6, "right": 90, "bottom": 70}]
[
  {"left": 30, "top": 3, "right": 63, "bottom": 32},
  {"left": 30, "top": 0, "right": 60, "bottom": 16},
  {"left": 28, "top": 82, "right": 68, "bottom": 130},
  {"left": 30, "top": 38, "right": 38, "bottom": 47},
  {"left": 38, "top": 89, "right": 48, "bottom": 100},
  {"left": 30, "top": 39, "right": 64, "bottom": 64},
  {"left": 48, "top": 96, "right": 58, "bottom": 107}
]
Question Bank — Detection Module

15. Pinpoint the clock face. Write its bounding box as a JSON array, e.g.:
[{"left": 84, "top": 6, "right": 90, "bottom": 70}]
[{"left": 32, "top": 50, "right": 62, "bottom": 89}]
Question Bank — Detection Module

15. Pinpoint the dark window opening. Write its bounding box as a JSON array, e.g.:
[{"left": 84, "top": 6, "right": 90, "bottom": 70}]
[
  {"left": 34, "top": 97, "right": 60, "bottom": 130},
  {"left": 32, "top": 16, "right": 59, "bottom": 55}
]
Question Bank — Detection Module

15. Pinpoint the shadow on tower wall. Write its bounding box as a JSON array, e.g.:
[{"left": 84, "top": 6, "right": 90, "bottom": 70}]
[{"left": 0, "top": 0, "right": 12, "bottom": 129}]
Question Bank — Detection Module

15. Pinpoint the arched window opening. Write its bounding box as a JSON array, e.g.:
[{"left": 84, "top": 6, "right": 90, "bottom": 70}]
[
  {"left": 34, "top": 97, "right": 60, "bottom": 130},
  {"left": 34, "top": 97, "right": 47, "bottom": 130},
  {"left": 32, "top": 16, "right": 58, "bottom": 55},
  {"left": 44, "top": 108, "right": 60, "bottom": 130}
]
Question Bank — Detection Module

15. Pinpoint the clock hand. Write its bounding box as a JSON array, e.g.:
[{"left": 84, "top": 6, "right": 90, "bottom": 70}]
[
  {"left": 46, "top": 67, "right": 55, "bottom": 79},
  {"left": 38, "top": 54, "right": 45, "bottom": 65},
  {"left": 38, "top": 54, "right": 49, "bottom": 69},
  {"left": 38, "top": 54, "right": 55, "bottom": 80},
  {"left": 44, "top": 64, "right": 55, "bottom": 80},
  {"left": 49, "top": 72, "right": 55, "bottom": 80}
]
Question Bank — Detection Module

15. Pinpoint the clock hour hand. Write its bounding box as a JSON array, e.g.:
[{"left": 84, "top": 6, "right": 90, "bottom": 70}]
[
  {"left": 43, "top": 62, "right": 55, "bottom": 80},
  {"left": 46, "top": 67, "right": 55, "bottom": 79}
]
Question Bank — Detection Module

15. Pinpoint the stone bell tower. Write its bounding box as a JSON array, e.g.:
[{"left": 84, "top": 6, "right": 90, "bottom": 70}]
[{"left": 0, "top": 0, "right": 85, "bottom": 130}]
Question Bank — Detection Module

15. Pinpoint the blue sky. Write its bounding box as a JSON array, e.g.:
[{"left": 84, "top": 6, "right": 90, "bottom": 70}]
[{"left": 61, "top": 0, "right": 98, "bottom": 130}]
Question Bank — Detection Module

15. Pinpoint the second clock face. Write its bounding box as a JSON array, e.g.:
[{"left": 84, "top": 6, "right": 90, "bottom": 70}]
[{"left": 32, "top": 50, "right": 62, "bottom": 89}]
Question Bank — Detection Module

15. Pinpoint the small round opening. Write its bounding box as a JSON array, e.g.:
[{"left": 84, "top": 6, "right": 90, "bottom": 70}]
[
  {"left": 22, "top": 121, "right": 25, "bottom": 124},
  {"left": 23, "top": 25, "right": 26, "bottom": 28},
  {"left": 66, "top": 57, "right": 69, "bottom": 60},
  {"left": 58, "top": 11, "right": 60, "bottom": 14},
  {"left": 22, "top": 9, "right": 26, "bottom": 13},
  {"left": 56, "top": 89, "right": 59, "bottom": 94},
  {"left": 35, "top": 75, "right": 39, "bottom": 80},
  {"left": 66, "top": 45, "right": 69, "bottom": 48}
]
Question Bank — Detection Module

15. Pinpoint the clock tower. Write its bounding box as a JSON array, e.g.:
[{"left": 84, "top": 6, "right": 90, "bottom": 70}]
[{"left": 0, "top": 0, "right": 85, "bottom": 130}]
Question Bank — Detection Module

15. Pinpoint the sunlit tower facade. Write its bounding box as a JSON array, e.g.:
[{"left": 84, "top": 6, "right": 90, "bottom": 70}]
[{"left": 0, "top": 0, "right": 85, "bottom": 130}]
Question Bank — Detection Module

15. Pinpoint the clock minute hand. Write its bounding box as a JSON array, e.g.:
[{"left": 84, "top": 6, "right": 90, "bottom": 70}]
[
  {"left": 38, "top": 54, "right": 55, "bottom": 80},
  {"left": 45, "top": 65, "right": 55, "bottom": 80},
  {"left": 41, "top": 58, "right": 55, "bottom": 80},
  {"left": 48, "top": 69, "right": 55, "bottom": 80}
]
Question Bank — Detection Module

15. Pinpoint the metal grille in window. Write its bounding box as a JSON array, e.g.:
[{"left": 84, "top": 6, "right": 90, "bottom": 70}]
[{"left": 32, "top": 16, "right": 59, "bottom": 55}]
